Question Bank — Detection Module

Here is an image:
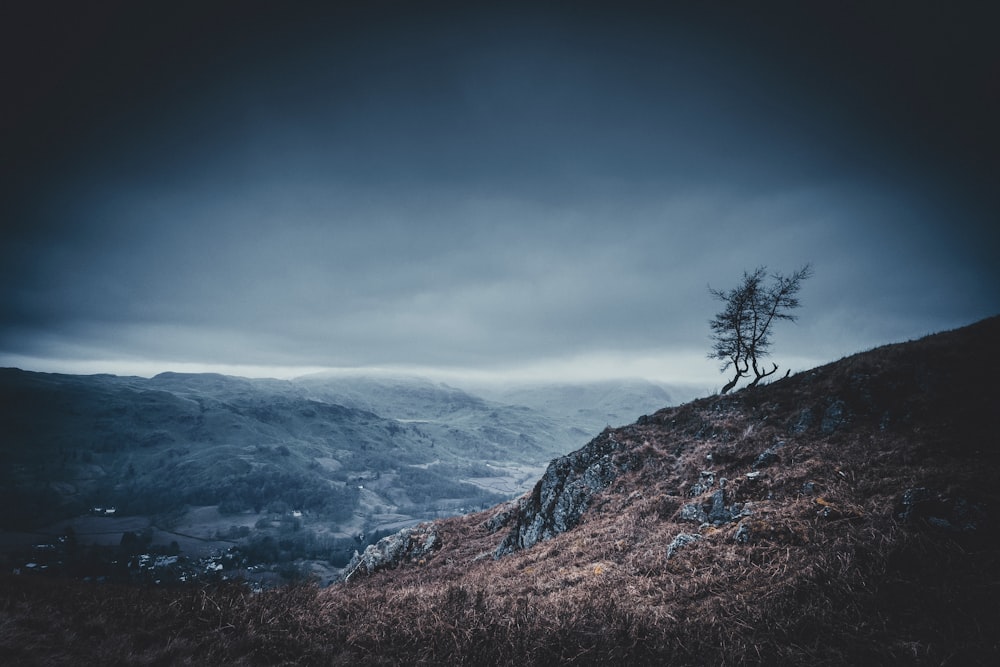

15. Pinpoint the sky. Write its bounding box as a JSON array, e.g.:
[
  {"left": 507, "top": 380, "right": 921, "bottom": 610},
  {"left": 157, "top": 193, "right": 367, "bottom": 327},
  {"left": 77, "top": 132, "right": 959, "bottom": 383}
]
[{"left": 1, "top": 1, "right": 998, "bottom": 385}]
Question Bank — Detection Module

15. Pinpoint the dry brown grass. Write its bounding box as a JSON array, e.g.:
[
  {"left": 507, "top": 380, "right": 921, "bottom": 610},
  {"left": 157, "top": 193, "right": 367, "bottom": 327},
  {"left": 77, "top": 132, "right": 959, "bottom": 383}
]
[{"left": 3, "top": 317, "right": 999, "bottom": 664}]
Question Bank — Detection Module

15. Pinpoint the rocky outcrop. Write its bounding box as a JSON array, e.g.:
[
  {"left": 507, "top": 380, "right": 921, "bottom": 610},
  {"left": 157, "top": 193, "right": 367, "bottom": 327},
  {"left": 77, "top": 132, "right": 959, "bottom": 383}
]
[
  {"left": 342, "top": 523, "right": 440, "bottom": 581},
  {"left": 489, "top": 429, "right": 628, "bottom": 557},
  {"left": 678, "top": 476, "right": 750, "bottom": 527}
]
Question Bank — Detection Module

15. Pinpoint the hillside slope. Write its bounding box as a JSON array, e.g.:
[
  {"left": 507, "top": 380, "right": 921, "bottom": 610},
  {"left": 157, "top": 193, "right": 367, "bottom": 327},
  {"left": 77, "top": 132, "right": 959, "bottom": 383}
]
[
  {"left": 2, "top": 316, "right": 998, "bottom": 665},
  {"left": 332, "top": 316, "right": 1000, "bottom": 664}
]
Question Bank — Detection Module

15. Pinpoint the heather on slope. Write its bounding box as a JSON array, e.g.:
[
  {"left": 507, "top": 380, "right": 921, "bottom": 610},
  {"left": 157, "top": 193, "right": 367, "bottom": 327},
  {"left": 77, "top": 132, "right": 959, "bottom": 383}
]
[{"left": 2, "top": 317, "right": 998, "bottom": 665}]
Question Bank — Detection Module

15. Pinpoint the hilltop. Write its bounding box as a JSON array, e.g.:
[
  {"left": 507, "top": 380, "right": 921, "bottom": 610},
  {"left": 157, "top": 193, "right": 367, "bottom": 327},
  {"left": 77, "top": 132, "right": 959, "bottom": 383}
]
[{"left": 1, "top": 316, "right": 998, "bottom": 664}]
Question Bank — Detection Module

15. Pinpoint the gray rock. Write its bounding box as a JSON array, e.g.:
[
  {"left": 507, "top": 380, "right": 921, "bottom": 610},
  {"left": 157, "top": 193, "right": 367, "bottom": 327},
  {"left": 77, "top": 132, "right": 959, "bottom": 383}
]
[
  {"left": 690, "top": 470, "right": 716, "bottom": 496},
  {"left": 707, "top": 489, "right": 730, "bottom": 524},
  {"left": 666, "top": 532, "right": 701, "bottom": 559},
  {"left": 342, "top": 523, "right": 440, "bottom": 581},
  {"left": 820, "top": 400, "right": 848, "bottom": 434},
  {"left": 753, "top": 447, "right": 780, "bottom": 469},
  {"left": 733, "top": 522, "right": 752, "bottom": 544},
  {"left": 790, "top": 408, "right": 813, "bottom": 434},
  {"left": 678, "top": 502, "right": 708, "bottom": 523},
  {"left": 494, "top": 431, "right": 629, "bottom": 557},
  {"left": 679, "top": 487, "right": 749, "bottom": 526}
]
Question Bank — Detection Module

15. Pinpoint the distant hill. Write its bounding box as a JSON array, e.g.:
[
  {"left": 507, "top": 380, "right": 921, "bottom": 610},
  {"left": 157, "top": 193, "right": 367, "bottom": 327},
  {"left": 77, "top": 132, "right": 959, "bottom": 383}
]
[
  {"left": 3, "top": 317, "right": 997, "bottom": 664},
  {"left": 294, "top": 373, "right": 704, "bottom": 450},
  {"left": 0, "top": 368, "right": 695, "bottom": 579},
  {"left": 0, "top": 370, "right": 497, "bottom": 524},
  {"left": 472, "top": 378, "right": 700, "bottom": 433},
  {"left": 294, "top": 373, "right": 490, "bottom": 420}
]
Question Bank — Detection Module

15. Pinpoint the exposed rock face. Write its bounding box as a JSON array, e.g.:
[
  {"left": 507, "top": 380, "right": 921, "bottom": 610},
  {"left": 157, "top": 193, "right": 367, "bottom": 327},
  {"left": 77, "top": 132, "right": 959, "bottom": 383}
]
[
  {"left": 481, "top": 499, "right": 519, "bottom": 534},
  {"left": 490, "top": 429, "right": 628, "bottom": 557},
  {"left": 820, "top": 399, "right": 849, "bottom": 434},
  {"left": 487, "top": 422, "right": 762, "bottom": 558},
  {"left": 689, "top": 470, "right": 716, "bottom": 495},
  {"left": 342, "top": 523, "right": 440, "bottom": 581}
]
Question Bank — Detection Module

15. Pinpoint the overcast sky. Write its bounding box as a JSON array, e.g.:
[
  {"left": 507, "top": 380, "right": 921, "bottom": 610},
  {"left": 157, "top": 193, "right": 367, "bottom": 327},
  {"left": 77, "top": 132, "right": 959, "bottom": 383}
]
[{"left": 1, "top": 1, "right": 998, "bottom": 385}]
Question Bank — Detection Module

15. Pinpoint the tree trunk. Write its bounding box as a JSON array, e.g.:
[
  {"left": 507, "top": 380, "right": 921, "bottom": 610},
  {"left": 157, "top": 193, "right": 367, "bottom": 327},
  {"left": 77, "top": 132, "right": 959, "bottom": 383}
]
[{"left": 747, "top": 362, "right": 778, "bottom": 388}]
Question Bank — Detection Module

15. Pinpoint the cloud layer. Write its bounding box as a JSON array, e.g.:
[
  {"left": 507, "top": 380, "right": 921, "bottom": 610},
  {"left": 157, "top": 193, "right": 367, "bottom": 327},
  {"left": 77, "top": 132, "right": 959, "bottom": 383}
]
[{"left": 2, "top": 2, "right": 997, "bottom": 382}]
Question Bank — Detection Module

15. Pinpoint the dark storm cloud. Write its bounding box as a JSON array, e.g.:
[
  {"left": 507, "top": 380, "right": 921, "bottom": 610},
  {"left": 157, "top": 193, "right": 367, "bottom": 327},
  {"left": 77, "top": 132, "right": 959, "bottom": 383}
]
[{"left": 1, "top": 1, "right": 997, "bottom": 381}]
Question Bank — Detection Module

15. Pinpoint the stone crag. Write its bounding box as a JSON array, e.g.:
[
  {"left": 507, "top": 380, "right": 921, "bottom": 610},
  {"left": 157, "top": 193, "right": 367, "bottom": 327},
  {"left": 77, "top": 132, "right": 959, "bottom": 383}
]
[
  {"left": 488, "top": 429, "right": 630, "bottom": 557},
  {"left": 342, "top": 524, "right": 440, "bottom": 581}
]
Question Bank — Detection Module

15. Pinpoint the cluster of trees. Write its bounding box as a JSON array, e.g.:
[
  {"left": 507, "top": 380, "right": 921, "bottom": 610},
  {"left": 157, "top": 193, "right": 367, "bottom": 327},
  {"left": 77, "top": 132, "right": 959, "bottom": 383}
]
[
  {"left": 215, "top": 470, "right": 359, "bottom": 521},
  {"left": 236, "top": 531, "right": 361, "bottom": 568}
]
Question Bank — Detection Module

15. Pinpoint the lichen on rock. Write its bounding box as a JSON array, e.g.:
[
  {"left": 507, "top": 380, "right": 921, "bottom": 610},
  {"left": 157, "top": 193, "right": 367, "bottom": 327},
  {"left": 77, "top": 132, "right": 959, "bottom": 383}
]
[
  {"left": 342, "top": 523, "right": 440, "bottom": 581},
  {"left": 494, "top": 430, "right": 628, "bottom": 557}
]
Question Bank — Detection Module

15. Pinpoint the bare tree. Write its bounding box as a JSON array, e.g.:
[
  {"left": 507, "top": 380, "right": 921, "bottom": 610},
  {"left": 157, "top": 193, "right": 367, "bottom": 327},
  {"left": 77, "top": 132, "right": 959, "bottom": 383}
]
[{"left": 708, "top": 264, "right": 813, "bottom": 394}]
